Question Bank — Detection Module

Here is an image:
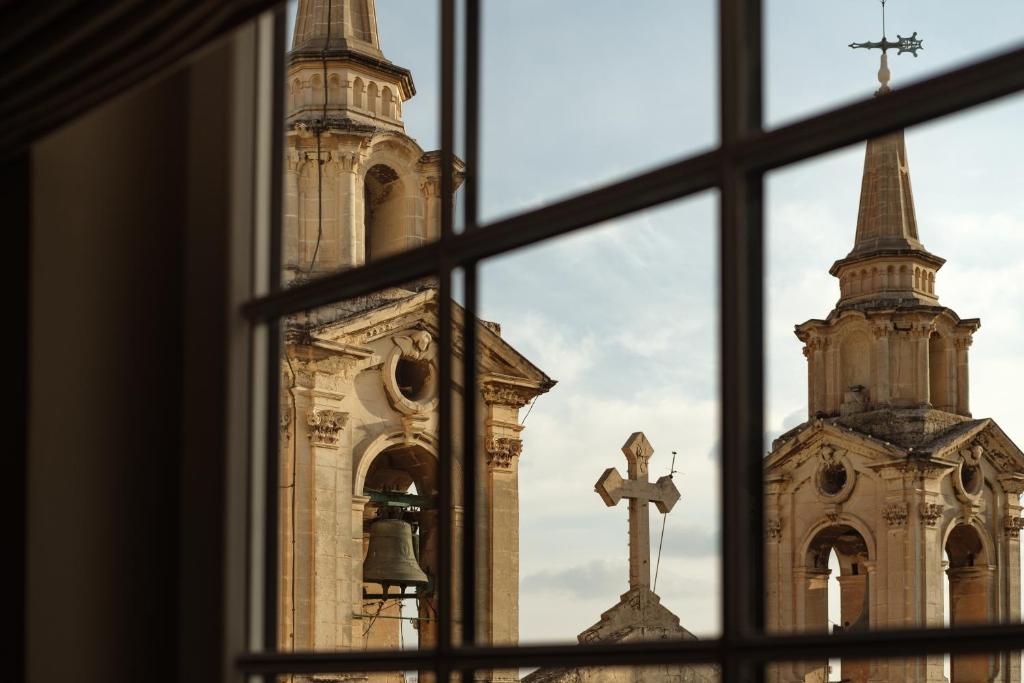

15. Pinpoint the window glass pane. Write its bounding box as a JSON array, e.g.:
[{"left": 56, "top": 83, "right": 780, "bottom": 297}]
[
  {"left": 766, "top": 0, "right": 1024, "bottom": 128},
  {"left": 282, "top": 0, "right": 443, "bottom": 286},
  {"left": 476, "top": 193, "right": 722, "bottom": 646},
  {"left": 765, "top": 95, "right": 1024, "bottom": 639},
  {"left": 479, "top": 0, "right": 717, "bottom": 223},
  {"left": 276, "top": 283, "right": 450, "bottom": 653}
]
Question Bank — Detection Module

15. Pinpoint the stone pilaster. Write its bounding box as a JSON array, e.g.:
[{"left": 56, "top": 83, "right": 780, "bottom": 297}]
[
  {"left": 955, "top": 336, "right": 972, "bottom": 417},
  {"left": 871, "top": 322, "right": 891, "bottom": 408}
]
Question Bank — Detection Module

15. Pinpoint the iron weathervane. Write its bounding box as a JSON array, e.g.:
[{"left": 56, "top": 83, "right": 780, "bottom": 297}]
[{"left": 848, "top": 0, "right": 923, "bottom": 56}]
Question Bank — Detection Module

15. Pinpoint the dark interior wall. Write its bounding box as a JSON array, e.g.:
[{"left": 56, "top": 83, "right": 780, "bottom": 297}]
[
  {"left": 27, "top": 69, "right": 188, "bottom": 682},
  {"left": 26, "top": 34, "right": 239, "bottom": 681}
]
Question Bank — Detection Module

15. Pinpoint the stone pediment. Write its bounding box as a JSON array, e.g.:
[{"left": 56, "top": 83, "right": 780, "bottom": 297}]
[
  {"left": 294, "top": 284, "right": 555, "bottom": 391},
  {"left": 767, "top": 419, "right": 904, "bottom": 473},
  {"left": 767, "top": 412, "right": 1024, "bottom": 480}
]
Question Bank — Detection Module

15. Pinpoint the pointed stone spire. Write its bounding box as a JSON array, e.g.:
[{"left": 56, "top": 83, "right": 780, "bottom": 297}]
[
  {"left": 291, "top": 0, "right": 384, "bottom": 60},
  {"left": 829, "top": 61, "right": 944, "bottom": 306},
  {"left": 848, "top": 129, "right": 923, "bottom": 256}
]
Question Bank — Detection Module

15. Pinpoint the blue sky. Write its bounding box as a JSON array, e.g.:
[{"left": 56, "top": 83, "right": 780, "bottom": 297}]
[{"left": 290, "top": 0, "right": 1024, "bottom": 649}]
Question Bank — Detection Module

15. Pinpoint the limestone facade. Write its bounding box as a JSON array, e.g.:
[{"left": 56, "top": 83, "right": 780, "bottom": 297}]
[
  {"left": 278, "top": 3, "right": 554, "bottom": 680},
  {"left": 765, "top": 128, "right": 1024, "bottom": 682}
]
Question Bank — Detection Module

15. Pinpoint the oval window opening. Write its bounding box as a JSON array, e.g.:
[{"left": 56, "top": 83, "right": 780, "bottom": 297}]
[
  {"left": 961, "top": 464, "right": 982, "bottom": 496},
  {"left": 396, "top": 357, "right": 434, "bottom": 403},
  {"left": 819, "top": 462, "right": 848, "bottom": 496}
]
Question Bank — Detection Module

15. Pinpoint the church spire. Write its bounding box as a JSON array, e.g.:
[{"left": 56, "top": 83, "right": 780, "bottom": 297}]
[
  {"left": 291, "top": 0, "right": 384, "bottom": 60},
  {"left": 831, "top": 8, "right": 941, "bottom": 305}
]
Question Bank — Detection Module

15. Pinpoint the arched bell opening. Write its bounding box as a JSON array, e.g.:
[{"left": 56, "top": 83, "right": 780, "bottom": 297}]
[
  {"left": 945, "top": 524, "right": 993, "bottom": 683},
  {"left": 364, "top": 163, "right": 408, "bottom": 262},
  {"left": 360, "top": 443, "right": 439, "bottom": 653},
  {"left": 801, "top": 524, "right": 871, "bottom": 683}
]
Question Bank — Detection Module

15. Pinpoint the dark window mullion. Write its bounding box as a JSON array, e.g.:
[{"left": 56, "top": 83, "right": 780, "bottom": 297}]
[
  {"left": 437, "top": 1, "right": 457, "bottom": 679},
  {"left": 261, "top": 3, "right": 287, "bottom": 663},
  {"left": 460, "top": 0, "right": 482, "bottom": 659},
  {"left": 719, "top": 0, "right": 764, "bottom": 680}
]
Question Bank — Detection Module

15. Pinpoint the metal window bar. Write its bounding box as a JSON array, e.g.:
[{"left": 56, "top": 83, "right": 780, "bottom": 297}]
[{"left": 242, "top": 0, "right": 1024, "bottom": 678}]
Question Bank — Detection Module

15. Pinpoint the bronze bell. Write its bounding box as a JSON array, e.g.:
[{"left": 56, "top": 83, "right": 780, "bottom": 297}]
[{"left": 363, "top": 518, "right": 429, "bottom": 593}]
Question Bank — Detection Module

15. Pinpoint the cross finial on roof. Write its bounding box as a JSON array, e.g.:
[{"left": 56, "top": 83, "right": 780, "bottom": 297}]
[{"left": 595, "top": 433, "right": 681, "bottom": 591}]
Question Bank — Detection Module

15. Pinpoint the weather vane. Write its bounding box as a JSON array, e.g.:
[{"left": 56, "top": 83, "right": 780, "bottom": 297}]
[{"left": 848, "top": 0, "right": 923, "bottom": 93}]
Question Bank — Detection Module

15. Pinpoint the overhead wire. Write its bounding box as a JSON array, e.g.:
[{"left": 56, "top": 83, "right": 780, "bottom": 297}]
[{"left": 652, "top": 450, "right": 678, "bottom": 593}]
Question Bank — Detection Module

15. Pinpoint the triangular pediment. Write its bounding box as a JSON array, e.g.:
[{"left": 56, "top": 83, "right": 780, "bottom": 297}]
[
  {"left": 766, "top": 419, "right": 904, "bottom": 474},
  {"left": 298, "top": 285, "right": 555, "bottom": 392},
  {"left": 767, "top": 414, "right": 1024, "bottom": 484}
]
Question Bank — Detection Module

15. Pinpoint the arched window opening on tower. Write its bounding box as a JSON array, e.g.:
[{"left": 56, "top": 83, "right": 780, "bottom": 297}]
[
  {"left": 361, "top": 445, "right": 439, "bottom": 652},
  {"left": 803, "top": 525, "right": 871, "bottom": 682},
  {"left": 353, "top": 77, "right": 365, "bottom": 110},
  {"left": 367, "top": 82, "right": 379, "bottom": 116},
  {"left": 328, "top": 73, "right": 342, "bottom": 106},
  {"left": 364, "top": 164, "right": 406, "bottom": 263},
  {"left": 945, "top": 525, "right": 993, "bottom": 682}
]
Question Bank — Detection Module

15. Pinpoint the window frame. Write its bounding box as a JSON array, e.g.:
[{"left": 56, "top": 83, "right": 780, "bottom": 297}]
[{"left": 235, "top": 1, "right": 1024, "bottom": 680}]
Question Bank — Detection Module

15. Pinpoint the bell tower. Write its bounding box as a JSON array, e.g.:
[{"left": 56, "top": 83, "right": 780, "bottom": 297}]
[
  {"left": 278, "top": 5, "right": 554, "bottom": 681},
  {"left": 284, "top": 0, "right": 462, "bottom": 283},
  {"left": 764, "top": 18, "right": 1024, "bottom": 683}
]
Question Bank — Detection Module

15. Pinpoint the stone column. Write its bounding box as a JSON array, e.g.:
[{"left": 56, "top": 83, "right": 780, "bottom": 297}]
[
  {"left": 837, "top": 573, "right": 869, "bottom": 683},
  {"left": 284, "top": 150, "right": 302, "bottom": 273},
  {"left": 955, "top": 336, "right": 972, "bottom": 417},
  {"left": 914, "top": 326, "right": 931, "bottom": 407},
  {"left": 998, "top": 476, "right": 1023, "bottom": 683},
  {"left": 916, "top": 495, "right": 947, "bottom": 683},
  {"left": 336, "top": 151, "right": 363, "bottom": 268},
  {"left": 871, "top": 323, "right": 891, "bottom": 408},
  {"left": 350, "top": 494, "right": 370, "bottom": 648},
  {"left": 422, "top": 177, "right": 441, "bottom": 244},
  {"left": 948, "top": 565, "right": 995, "bottom": 683},
  {"left": 306, "top": 407, "right": 350, "bottom": 650},
  {"left": 794, "top": 567, "right": 831, "bottom": 682},
  {"left": 279, "top": 397, "right": 296, "bottom": 651}
]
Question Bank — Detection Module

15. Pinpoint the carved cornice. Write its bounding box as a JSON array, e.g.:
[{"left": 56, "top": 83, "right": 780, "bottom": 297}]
[
  {"left": 481, "top": 383, "right": 533, "bottom": 409},
  {"left": 307, "top": 409, "right": 348, "bottom": 447},
  {"left": 883, "top": 502, "right": 909, "bottom": 527},
  {"left": 486, "top": 436, "right": 522, "bottom": 470},
  {"left": 920, "top": 503, "right": 944, "bottom": 527}
]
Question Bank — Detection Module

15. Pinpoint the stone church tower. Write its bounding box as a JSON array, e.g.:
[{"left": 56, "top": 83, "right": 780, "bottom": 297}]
[
  {"left": 764, "top": 125, "right": 1024, "bottom": 681},
  {"left": 279, "top": 2, "right": 555, "bottom": 680}
]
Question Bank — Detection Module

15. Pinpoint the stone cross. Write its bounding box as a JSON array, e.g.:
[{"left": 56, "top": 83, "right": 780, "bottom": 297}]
[{"left": 595, "top": 432, "right": 680, "bottom": 590}]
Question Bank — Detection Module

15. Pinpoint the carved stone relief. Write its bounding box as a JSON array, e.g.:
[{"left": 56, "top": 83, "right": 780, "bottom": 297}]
[
  {"left": 883, "top": 502, "right": 909, "bottom": 527},
  {"left": 307, "top": 408, "right": 348, "bottom": 448},
  {"left": 486, "top": 436, "right": 523, "bottom": 471}
]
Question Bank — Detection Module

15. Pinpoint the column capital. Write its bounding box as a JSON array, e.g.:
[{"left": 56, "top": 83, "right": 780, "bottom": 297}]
[
  {"left": 919, "top": 502, "right": 944, "bottom": 528},
  {"left": 485, "top": 436, "right": 522, "bottom": 471},
  {"left": 883, "top": 502, "right": 909, "bottom": 527},
  {"left": 306, "top": 408, "right": 348, "bottom": 448},
  {"left": 1004, "top": 514, "right": 1022, "bottom": 539}
]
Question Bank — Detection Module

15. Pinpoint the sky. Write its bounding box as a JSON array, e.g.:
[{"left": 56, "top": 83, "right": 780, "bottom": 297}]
[{"left": 289, "top": 0, "right": 1024, "bottom": 654}]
